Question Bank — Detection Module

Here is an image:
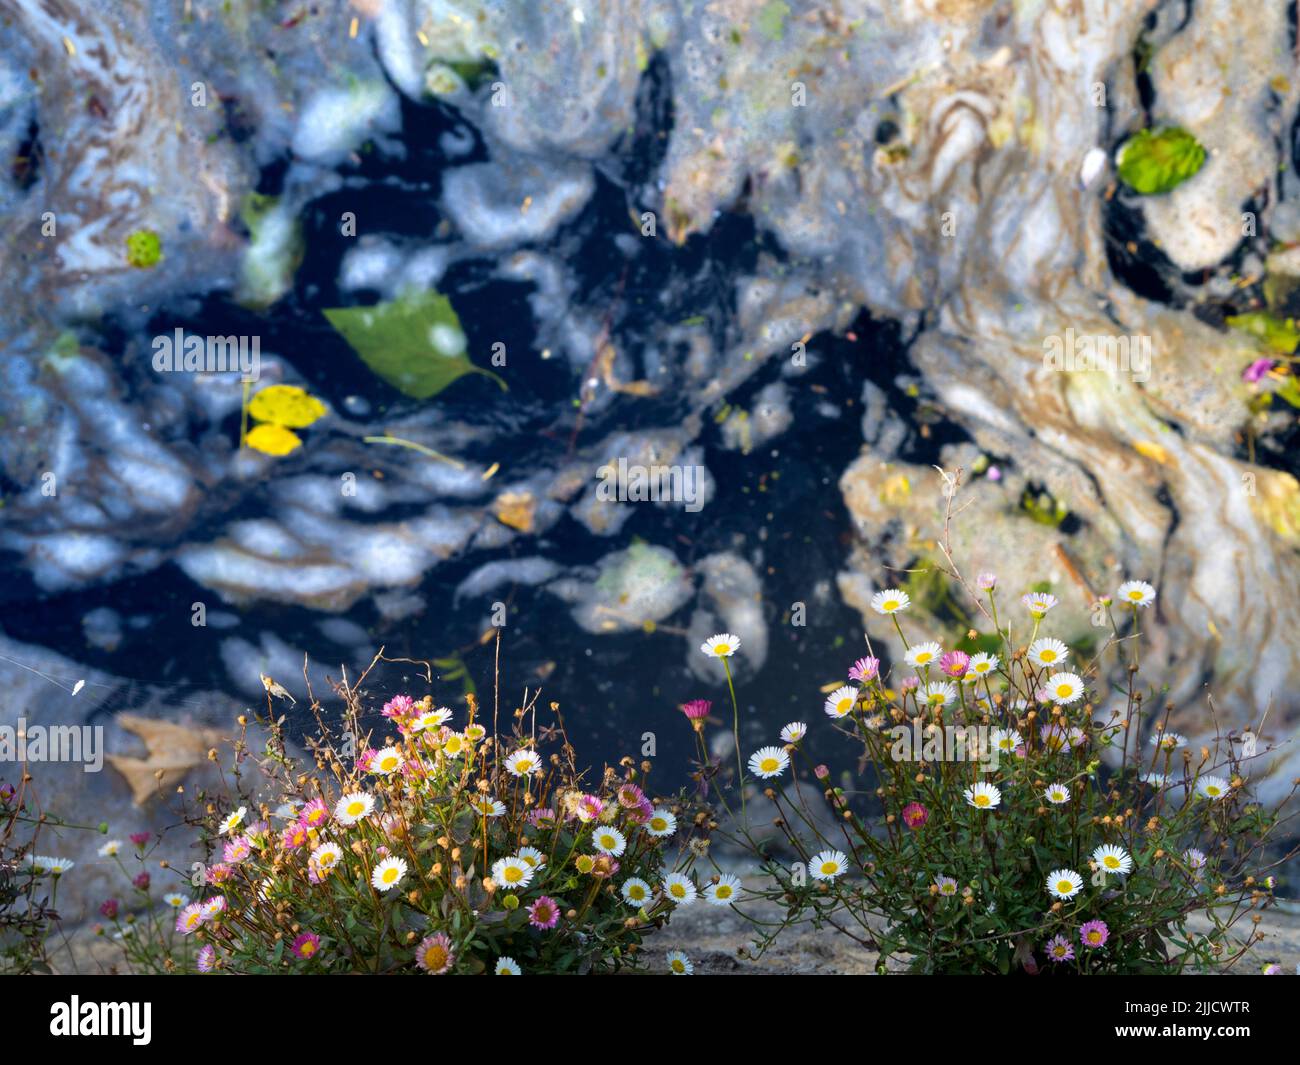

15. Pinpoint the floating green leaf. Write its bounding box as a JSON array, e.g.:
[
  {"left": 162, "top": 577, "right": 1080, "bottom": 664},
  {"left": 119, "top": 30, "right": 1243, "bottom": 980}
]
[
  {"left": 757, "top": 1, "right": 790, "bottom": 41},
  {"left": 1225, "top": 312, "right": 1300, "bottom": 354},
  {"left": 323, "top": 291, "right": 506, "bottom": 399},
  {"left": 126, "top": 229, "right": 162, "bottom": 269},
  {"left": 1116, "top": 127, "right": 1206, "bottom": 195}
]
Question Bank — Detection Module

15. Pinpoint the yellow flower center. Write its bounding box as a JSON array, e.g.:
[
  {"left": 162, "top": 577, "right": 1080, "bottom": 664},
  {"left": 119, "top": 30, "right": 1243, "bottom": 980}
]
[
  {"left": 1040, "top": 650, "right": 1056, "bottom": 662},
  {"left": 1128, "top": 591, "right": 1142, "bottom": 600},
  {"left": 670, "top": 885, "right": 685, "bottom": 898},
  {"left": 973, "top": 795, "right": 990, "bottom": 807},
  {"left": 1056, "top": 684, "right": 1071, "bottom": 698},
  {"left": 1104, "top": 856, "right": 1119, "bottom": 869},
  {"left": 716, "top": 886, "right": 732, "bottom": 899},
  {"left": 630, "top": 887, "right": 645, "bottom": 899},
  {"left": 916, "top": 653, "right": 932, "bottom": 664},
  {"left": 424, "top": 946, "right": 447, "bottom": 970},
  {"left": 504, "top": 866, "right": 523, "bottom": 883},
  {"left": 347, "top": 802, "right": 364, "bottom": 817},
  {"left": 1205, "top": 785, "right": 1220, "bottom": 797},
  {"left": 300, "top": 942, "right": 316, "bottom": 957},
  {"left": 1087, "top": 931, "right": 1102, "bottom": 944},
  {"left": 760, "top": 758, "right": 779, "bottom": 773},
  {"left": 650, "top": 818, "right": 667, "bottom": 832},
  {"left": 821, "top": 863, "right": 837, "bottom": 875},
  {"left": 836, "top": 698, "right": 852, "bottom": 714},
  {"left": 883, "top": 600, "right": 898, "bottom": 611},
  {"left": 713, "top": 644, "right": 731, "bottom": 656},
  {"left": 1057, "top": 880, "right": 1073, "bottom": 894},
  {"left": 383, "top": 868, "right": 398, "bottom": 883},
  {"left": 671, "top": 960, "right": 685, "bottom": 972}
]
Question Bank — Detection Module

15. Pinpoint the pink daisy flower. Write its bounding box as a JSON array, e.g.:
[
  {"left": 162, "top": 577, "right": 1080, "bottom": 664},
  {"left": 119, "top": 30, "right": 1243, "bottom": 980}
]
[
  {"left": 415, "top": 932, "right": 455, "bottom": 974},
  {"left": 206, "top": 862, "right": 233, "bottom": 885},
  {"left": 1045, "top": 934, "right": 1074, "bottom": 962},
  {"left": 196, "top": 944, "right": 216, "bottom": 972},
  {"left": 299, "top": 798, "right": 329, "bottom": 829},
  {"left": 680, "top": 699, "right": 711, "bottom": 721},
  {"left": 939, "top": 650, "right": 970, "bottom": 678},
  {"left": 176, "top": 903, "right": 206, "bottom": 935},
  {"left": 281, "top": 822, "right": 310, "bottom": 851},
  {"left": 527, "top": 896, "right": 561, "bottom": 930},
  {"left": 291, "top": 932, "right": 322, "bottom": 960},
  {"left": 1243, "top": 357, "right": 1274, "bottom": 383},
  {"left": 1079, "top": 919, "right": 1109, "bottom": 949},
  {"left": 201, "top": 895, "right": 227, "bottom": 920},
  {"left": 222, "top": 835, "right": 251, "bottom": 864},
  {"left": 575, "top": 795, "right": 604, "bottom": 822},
  {"left": 617, "top": 783, "right": 645, "bottom": 808},
  {"left": 129, "top": 832, "right": 151, "bottom": 847},
  {"left": 527, "top": 808, "right": 557, "bottom": 827},
  {"left": 382, "top": 695, "right": 416, "bottom": 720},
  {"left": 848, "top": 656, "right": 880, "bottom": 682}
]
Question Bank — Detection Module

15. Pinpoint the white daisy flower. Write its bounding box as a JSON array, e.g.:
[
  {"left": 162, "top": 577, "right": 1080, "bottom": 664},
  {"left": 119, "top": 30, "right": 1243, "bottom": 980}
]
[
  {"left": 441, "top": 732, "right": 470, "bottom": 757},
  {"left": 495, "top": 956, "right": 521, "bottom": 975},
  {"left": 621, "top": 877, "right": 653, "bottom": 906},
  {"left": 1045, "top": 672, "right": 1084, "bottom": 705},
  {"left": 1197, "top": 775, "right": 1230, "bottom": 801},
  {"left": 870, "top": 588, "right": 911, "bottom": 615},
  {"left": 311, "top": 841, "right": 343, "bottom": 871},
  {"left": 219, "top": 807, "right": 247, "bottom": 836},
  {"left": 964, "top": 781, "right": 1001, "bottom": 810},
  {"left": 920, "top": 681, "right": 957, "bottom": 708},
  {"left": 1043, "top": 783, "right": 1071, "bottom": 804},
  {"left": 748, "top": 746, "right": 790, "bottom": 779},
  {"left": 1021, "top": 592, "right": 1059, "bottom": 618},
  {"left": 967, "top": 652, "right": 999, "bottom": 677},
  {"left": 934, "top": 875, "right": 958, "bottom": 897},
  {"left": 904, "top": 641, "right": 943, "bottom": 668},
  {"left": 809, "top": 849, "right": 848, "bottom": 880},
  {"left": 780, "top": 721, "right": 807, "bottom": 743},
  {"left": 1140, "top": 771, "right": 1170, "bottom": 788},
  {"left": 506, "top": 749, "right": 542, "bottom": 777},
  {"left": 470, "top": 795, "right": 506, "bottom": 818},
  {"left": 412, "top": 707, "right": 453, "bottom": 732},
  {"left": 1149, "top": 731, "right": 1187, "bottom": 751},
  {"left": 334, "top": 792, "right": 375, "bottom": 826},
  {"left": 370, "top": 855, "right": 408, "bottom": 892},
  {"left": 1046, "top": 868, "right": 1083, "bottom": 900},
  {"left": 645, "top": 808, "right": 677, "bottom": 837},
  {"left": 1184, "top": 848, "right": 1207, "bottom": 872},
  {"left": 703, "top": 873, "right": 742, "bottom": 906},
  {"left": 991, "top": 728, "right": 1023, "bottom": 754},
  {"left": 491, "top": 856, "right": 535, "bottom": 890},
  {"left": 700, "top": 633, "right": 740, "bottom": 658},
  {"left": 823, "top": 684, "right": 858, "bottom": 719},
  {"left": 371, "top": 746, "right": 403, "bottom": 775},
  {"left": 1092, "top": 844, "right": 1133, "bottom": 876},
  {"left": 517, "top": 846, "right": 546, "bottom": 869},
  {"left": 667, "top": 949, "right": 694, "bottom": 975},
  {"left": 592, "top": 825, "right": 627, "bottom": 857},
  {"left": 97, "top": 840, "right": 122, "bottom": 858},
  {"left": 1027, "top": 638, "right": 1069, "bottom": 668},
  {"left": 163, "top": 892, "right": 190, "bottom": 908},
  {"left": 662, "top": 872, "right": 697, "bottom": 905},
  {"left": 1117, "top": 580, "right": 1156, "bottom": 607}
]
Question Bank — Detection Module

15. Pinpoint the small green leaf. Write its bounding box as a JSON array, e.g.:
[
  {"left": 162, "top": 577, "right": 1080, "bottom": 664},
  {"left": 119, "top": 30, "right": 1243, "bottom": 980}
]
[
  {"left": 1225, "top": 312, "right": 1300, "bottom": 354},
  {"left": 1116, "top": 127, "right": 1206, "bottom": 195},
  {"left": 323, "top": 291, "right": 506, "bottom": 399},
  {"left": 757, "top": 1, "right": 790, "bottom": 40}
]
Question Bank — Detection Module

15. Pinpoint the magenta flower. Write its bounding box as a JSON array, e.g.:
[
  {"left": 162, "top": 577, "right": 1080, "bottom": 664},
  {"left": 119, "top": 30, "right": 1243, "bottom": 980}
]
[
  {"left": 526, "top": 808, "right": 557, "bottom": 827},
  {"left": 291, "top": 932, "right": 322, "bottom": 960},
  {"left": 356, "top": 748, "right": 377, "bottom": 772},
  {"left": 281, "top": 822, "right": 310, "bottom": 851},
  {"left": 939, "top": 650, "right": 970, "bottom": 678},
  {"left": 1243, "top": 357, "right": 1274, "bottom": 383},
  {"left": 1079, "top": 919, "right": 1109, "bottom": 949},
  {"left": 976, "top": 572, "right": 997, "bottom": 590},
  {"left": 813, "top": 764, "right": 830, "bottom": 780},
  {"left": 176, "top": 903, "right": 205, "bottom": 934},
  {"left": 299, "top": 798, "right": 330, "bottom": 829},
  {"left": 1045, "top": 934, "right": 1074, "bottom": 962},
  {"left": 129, "top": 832, "right": 151, "bottom": 848},
  {"left": 901, "top": 802, "right": 929, "bottom": 830},
  {"left": 99, "top": 898, "right": 119, "bottom": 920},
  {"left": 680, "top": 699, "right": 712, "bottom": 720},
  {"left": 617, "top": 783, "right": 645, "bottom": 809},
  {"left": 133, "top": 872, "right": 151, "bottom": 891},
  {"left": 848, "top": 656, "right": 880, "bottom": 682},
  {"left": 196, "top": 944, "right": 217, "bottom": 973},
  {"left": 527, "top": 895, "right": 561, "bottom": 930},
  {"left": 206, "top": 863, "right": 233, "bottom": 885},
  {"left": 627, "top": 798, "right": 654, "bottom": 824},
  {"left": 381, "top": 695, "right": 416, "bottom": 720},
  {"left": 575, "top": 795, "right": 604, "bottom": 822}
]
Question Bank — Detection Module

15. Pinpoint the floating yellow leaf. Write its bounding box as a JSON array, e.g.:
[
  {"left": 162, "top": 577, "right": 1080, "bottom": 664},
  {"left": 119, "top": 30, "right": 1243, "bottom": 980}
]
[
  {"left": 1133, "top": 440, "right": 1169, "bottom": 465},
  {"left": 248, "top": 384, "right": 327, "bottom": 428},
  {"left": 493, "top": 491, "right": 536, "bottom": 532},
  {"left": 246, "top": 423, "right": 303, "bottom": 456}
]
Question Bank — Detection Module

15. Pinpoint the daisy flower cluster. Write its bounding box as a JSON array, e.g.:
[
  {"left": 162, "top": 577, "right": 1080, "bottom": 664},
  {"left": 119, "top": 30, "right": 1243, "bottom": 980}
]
[
  {"left": 142, "top": 686, "right": 710, "bottom": 975},
  {"left": 733, "top": 567, "right": 1297, "bottom": 974}
]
